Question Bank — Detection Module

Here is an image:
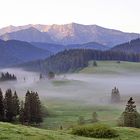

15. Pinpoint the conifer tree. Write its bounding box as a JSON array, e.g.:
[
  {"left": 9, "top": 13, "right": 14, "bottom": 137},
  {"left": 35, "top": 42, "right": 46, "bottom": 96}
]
[
  {"left": 35, "top": 92, "right": 43, "bottom": 124},
  {"left": 118, "top": 97, "right": 140, "bottom": 128},
  {"left": 19, "top": 100, "right": 24, "bottom": 124},
  {"left": 12, "top": 91, "right": 20, "bottom": 118},
  {"left": 0, "top": 89, "right": 4, "bottom": 121},
  {"left": 24, "top": 90, "right": 31, "bottom": 124},
  {"left": 4, "top": 89, "right": 14, "bottom": 122},
  {"left": 111, "top": 87, "right": 120, "bottom": 103}
]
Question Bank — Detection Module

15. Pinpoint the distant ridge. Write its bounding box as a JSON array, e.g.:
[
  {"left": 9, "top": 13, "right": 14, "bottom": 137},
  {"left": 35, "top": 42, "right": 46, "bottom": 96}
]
[
  {"left": 0, "top": 39, "right": 50, "bottom": 67},
  {"left": 112, "top": 38, "right": 140, "bottom": 53},
  {"left": 0, "top": 23, "right": 139, "bottom": 47}
]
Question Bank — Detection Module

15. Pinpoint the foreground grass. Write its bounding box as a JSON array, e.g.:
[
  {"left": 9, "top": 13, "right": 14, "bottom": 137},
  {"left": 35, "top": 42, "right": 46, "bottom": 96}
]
[
  {"left": 0, "top": 122, "right": 140, "bottom": 140},
  {"left": 0, "top": 122, "right": 95, "bottom": 140}
]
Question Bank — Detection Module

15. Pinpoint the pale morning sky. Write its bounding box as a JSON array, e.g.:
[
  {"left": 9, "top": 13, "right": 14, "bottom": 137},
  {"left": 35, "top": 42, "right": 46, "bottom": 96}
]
[{"left": 0, "top": 0, "right": 140, "bottom": 33}]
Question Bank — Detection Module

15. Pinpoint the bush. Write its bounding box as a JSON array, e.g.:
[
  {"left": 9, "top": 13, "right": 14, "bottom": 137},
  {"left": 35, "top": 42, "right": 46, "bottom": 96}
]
[
  {"left": 71, "top": 124, "right": 118, "bottom": 138},
  {"left": 77, "top": 116, "right": 85, "bottom": 125}
]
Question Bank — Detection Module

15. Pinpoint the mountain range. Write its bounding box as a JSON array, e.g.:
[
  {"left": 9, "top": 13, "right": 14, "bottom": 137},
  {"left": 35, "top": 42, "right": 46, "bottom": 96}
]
[
  {"left": 0, "top": 23, "right": 139, "bottom": 47},
  {"left": 0, "top": 39, "right": 107, "bottom": 67},
  {"left": 0, "top": 37, "right": 140, "bottom": 68},
  {"left": 0, "top": 40, "right": 50, "bottom": 67}
]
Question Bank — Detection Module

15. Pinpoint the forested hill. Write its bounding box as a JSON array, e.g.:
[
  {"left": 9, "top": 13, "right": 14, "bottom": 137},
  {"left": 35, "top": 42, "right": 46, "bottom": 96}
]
[
  {"left": 19, "top": 49, "right": 140, "bottom": 73},
  {"left": 0, "top": 39, "right": 50, "bottom": 67},
  {"left": 112, "top": 38, "right": 140, "bottom": 53}
]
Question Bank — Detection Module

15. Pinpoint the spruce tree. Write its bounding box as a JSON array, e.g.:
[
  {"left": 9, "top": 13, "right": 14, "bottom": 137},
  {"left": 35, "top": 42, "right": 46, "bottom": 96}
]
[
  {"left": 35, "top": 92, "right": 43, "bottom": 124},
  {"left": 111, "top": 87, "right": 120, "bottom": 103},
  {"left": 19, "top": 100, "right": 24, "bottom": 124},
  {"left": 24, "top": 90, "right": 31, "bottom": 124},
  {"left": 12, "top": 91, "right": 20, "bottom": 118},
  {"left": 4, "top": 89, "right": 14, "bottom": 122},
  {"left": 0, "top": 89, "right": 4, "bottom": 121},
  {"left": 118, "top": 97, "right": 140, "bottom": 128}
]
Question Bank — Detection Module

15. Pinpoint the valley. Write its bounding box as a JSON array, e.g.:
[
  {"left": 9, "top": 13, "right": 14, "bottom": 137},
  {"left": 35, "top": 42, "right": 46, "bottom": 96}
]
[
  {"left": 1, "top": 61, "right": 140, "bottom": 136},
  {"left": 0, "top": 60, "right": 140, "bottom": 139}
]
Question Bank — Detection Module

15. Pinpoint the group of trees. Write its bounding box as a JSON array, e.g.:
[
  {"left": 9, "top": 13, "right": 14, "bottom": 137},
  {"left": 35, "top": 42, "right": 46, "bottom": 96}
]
[
  {"left": 0, "top": 72, "right": 17, "bottom": 81},
  {"left": 20, "top": 90, "right": 43, "bottom": 125},
  {"left": 0, "top": 88, "right": 43, "bottom": 125},
  {"left": 0, "top": 89, "right": 19, "bottom": 122},
  {"left": 111, "top": 87, "right": 120, "bottom": 103},
  {"left": 39, "top": 71, "right": 55, "bottom": 80}
]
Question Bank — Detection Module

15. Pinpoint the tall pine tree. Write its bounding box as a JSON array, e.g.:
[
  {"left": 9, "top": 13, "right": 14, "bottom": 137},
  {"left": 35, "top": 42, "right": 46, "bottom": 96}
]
[
  {"left": 35, "top": 92, "right": 43, "bottom": 124},
  {"left": 19, "top": 100, "right": 24, "bottom": 124},
  {"left": 12, "top": 91, "right": 20, "bottom": 118},
  {"left": 0, "top": 89, "right": 4, "bottom": 121},
  {"left": 4, "top": 89, "right": 14, "bottom": 122}
]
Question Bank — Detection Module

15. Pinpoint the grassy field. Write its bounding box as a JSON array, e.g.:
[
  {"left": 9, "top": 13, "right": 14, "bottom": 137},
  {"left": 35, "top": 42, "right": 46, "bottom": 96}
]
[
  {"left": 41, "top": 99, "right": 122, "bottom": 130},
  {"left": 40, "top": 61, "right": 140, "bottom": 130},
  {"left": 0, "top": 122, "right": 94, "bottom": 140},
  {"left": 0, "top": 122, "right": 140, "bottom": 140},
  {"left": 80, "top": 61, "right": 140, "bottom": 74}
]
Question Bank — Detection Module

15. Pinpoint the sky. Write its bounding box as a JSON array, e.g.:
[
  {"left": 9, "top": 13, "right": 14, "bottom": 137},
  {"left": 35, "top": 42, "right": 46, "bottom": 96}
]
[{"left": 0, "top": 0, "right": 140, "bottom": 33}]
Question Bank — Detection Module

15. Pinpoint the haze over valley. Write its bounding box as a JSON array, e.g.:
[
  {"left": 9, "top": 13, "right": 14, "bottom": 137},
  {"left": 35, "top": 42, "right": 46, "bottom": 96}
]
[{"left": 0, "top": 0, "right": 140, "bottom": 139}]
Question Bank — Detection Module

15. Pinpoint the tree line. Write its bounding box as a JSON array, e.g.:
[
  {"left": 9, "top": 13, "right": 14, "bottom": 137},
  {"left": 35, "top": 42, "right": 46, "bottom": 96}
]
[
  {"left": 0, "top": 89, "right": 43, "bottom": 125},
  {"left": 0, "top": 72, "right": 17, "bottom": 81},
  {"left": 21, "top": 49, "right": 140, "bottom": 73}
]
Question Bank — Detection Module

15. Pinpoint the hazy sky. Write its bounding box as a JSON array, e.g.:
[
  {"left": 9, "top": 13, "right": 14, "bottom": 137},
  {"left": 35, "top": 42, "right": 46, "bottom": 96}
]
[{"left": 0, "top": 0, "right": 140, "bottom": 33}]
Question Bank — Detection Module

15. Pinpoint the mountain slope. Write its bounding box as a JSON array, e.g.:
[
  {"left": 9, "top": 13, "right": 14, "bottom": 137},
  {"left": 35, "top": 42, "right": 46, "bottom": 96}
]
[
  {"left": 0, "top": 39, "right": 50, "bottom": 67},
  {"left": 111, "top": 38, "right": 140, "bottom": 53},
  {"left": 0, "top": 27, "right": 53, "bottom": 43},
  {"left": 0, "top": 23, "right": 139, "bottom": 47},
  {"left": 31, "top": 41, "right": 107, "bottom": 54},
  {"left": 19, "top": 49, "right": 140, "bottom": 73}
]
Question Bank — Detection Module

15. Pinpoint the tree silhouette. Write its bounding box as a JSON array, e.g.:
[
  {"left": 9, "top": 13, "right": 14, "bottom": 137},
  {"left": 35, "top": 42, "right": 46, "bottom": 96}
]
[
  {"left": 118, "top": 97, "right": 140, "bottom": 128},
  {"left": 0, "top": 89, "right": 4, "bottom": 121},
  {"left": 111, "top": 87, "right": 120, "bottom": 103}
]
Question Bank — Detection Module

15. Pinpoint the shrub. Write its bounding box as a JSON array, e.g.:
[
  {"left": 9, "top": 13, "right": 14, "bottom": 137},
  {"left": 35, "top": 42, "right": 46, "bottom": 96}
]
[
  {"left": 71, "top": 123, "right": 118, "bottom": 138},
  {"left": 77, "top": 116, "right": 85, "bottom": 125}
]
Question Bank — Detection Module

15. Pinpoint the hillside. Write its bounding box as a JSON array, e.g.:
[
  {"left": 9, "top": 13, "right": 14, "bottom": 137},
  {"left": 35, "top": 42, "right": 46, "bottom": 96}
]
[
  {"left": 31, "top": 41, "right": 107, "bottom": 54},
  {"left": 112, "top": 38, "right": 140, "bottom": 53},
  {"left": 0, "top": 23, "right": 139, "bottom": 47},
  {"left": 0, "top": 122, "right": 92, "bottom": 140},
  {"left": 0, "top": 27, "right": 53, "bottom": 43},
  {"left": 80, "top": 61, "right": 140, "bottom": 74},
  {"left": 19, "top": 49, "right": 140, "bottom": 73},
  {"left": 0, "top": 122, "right": 140, "bottom": 140},
  {"left": 0, "top": 39, "right": 50, "bottom": 67}
]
